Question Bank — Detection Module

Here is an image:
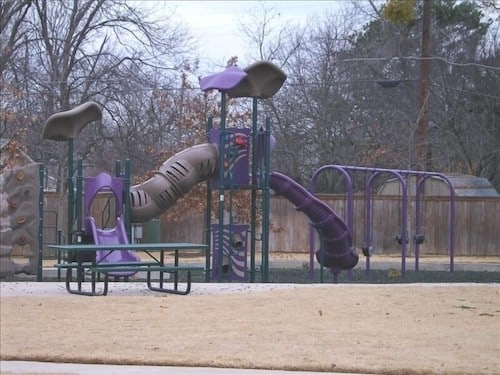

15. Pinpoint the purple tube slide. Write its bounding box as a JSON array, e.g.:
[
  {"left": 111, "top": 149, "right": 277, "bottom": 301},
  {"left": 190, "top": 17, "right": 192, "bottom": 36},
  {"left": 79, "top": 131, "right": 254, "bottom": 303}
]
[{"left": 270, "top": 172, "right": 358, "bottom": 270}]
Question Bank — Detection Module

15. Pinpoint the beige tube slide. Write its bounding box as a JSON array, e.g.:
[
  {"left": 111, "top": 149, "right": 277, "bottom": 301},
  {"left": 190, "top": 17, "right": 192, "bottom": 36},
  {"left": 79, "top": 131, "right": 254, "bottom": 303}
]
[{"left": 129, "top": 143, "right": 218, "bottom": 223}]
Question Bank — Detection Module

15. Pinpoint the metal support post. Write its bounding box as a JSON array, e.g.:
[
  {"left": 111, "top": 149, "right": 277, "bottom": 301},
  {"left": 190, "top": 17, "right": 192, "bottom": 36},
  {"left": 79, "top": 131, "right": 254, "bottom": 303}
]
[{"left": 216, "top": 92, "right": 227, "bottom": 281}]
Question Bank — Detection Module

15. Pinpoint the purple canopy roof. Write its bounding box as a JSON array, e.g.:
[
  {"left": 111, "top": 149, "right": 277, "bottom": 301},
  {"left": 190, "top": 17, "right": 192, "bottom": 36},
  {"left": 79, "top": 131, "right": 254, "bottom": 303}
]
[{"left": 200, "top": 67, "right": 247, "bottom": 92}]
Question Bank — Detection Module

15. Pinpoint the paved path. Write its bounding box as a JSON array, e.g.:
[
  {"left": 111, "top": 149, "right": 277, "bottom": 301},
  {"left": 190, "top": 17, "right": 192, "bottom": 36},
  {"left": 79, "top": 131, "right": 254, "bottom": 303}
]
[{"left": 0, "top": 361, "right": 371, "bottom": 374}]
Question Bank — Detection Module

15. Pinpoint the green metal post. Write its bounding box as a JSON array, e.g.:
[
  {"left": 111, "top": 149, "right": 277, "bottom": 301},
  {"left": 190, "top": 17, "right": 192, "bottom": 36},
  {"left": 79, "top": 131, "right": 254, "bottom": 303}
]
[
  {"left": 205, "top": 117, "right": 213, "bottom": 282},
  {"left": 66, "top": 139, "right": 74, "bottom": 245},
  {"left": 37, "top": 164, "right": 44, "bottom": 281},
  {"left": 124, "top": 159, "right": 131, "bottom": 241},
  {"left": 250, "top": 97, "right": 258, "bottom": 282},
  {"left": 261, "top": 116, "right": 271, "bottom": 282},
  {"left": 217, "top": 92, "right": 227, "bottom": 282},
  {"left": 76, "top": 160, "right": 83, "bottom": 241}
]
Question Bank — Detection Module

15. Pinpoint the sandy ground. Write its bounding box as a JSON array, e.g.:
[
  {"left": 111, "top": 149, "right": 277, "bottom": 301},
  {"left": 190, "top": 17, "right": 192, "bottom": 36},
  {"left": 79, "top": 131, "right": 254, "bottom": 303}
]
[{"left": 0, "top": 282, "right": 499, "bottom": 375}]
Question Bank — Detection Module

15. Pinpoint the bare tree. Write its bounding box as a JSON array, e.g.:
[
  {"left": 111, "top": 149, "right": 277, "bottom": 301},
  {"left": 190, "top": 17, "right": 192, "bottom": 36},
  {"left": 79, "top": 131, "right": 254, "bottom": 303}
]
[
  {"left": 0, "top": 0, "right": 33, "bottom": 146},
  {"left": 239, "top": 2, "right": 304, "bottom": 65},
  {"left": 2, "top": 0, "right": 197, "bottom": 183},
  {"left": 239, "top": 0, "right": 499, "bottom": 193},
  {"left": 0, "top": 0, "right": 32, "bottom": 73},
  {"left": 269, "top": 8, "right": 373, "bottom": 187}
]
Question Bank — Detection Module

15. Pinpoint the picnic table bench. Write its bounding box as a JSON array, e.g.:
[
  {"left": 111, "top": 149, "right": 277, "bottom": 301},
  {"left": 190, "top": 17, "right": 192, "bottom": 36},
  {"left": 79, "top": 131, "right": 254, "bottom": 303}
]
[{"left": 49, "top": 243, "right": 208, "bottom": 296}]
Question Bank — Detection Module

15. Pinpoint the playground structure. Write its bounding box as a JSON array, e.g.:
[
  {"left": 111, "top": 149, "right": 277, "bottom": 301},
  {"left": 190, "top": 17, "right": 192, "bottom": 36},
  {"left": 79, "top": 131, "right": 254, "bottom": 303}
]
[
  {"left": 14, "top": 60, "right": 356, "bottom": 282},
  {"left": 1, "top": 60, "right": 476, "bottom": 282},
  {"left": 126, "top": 61, "right": 358, "bottom": 281}
]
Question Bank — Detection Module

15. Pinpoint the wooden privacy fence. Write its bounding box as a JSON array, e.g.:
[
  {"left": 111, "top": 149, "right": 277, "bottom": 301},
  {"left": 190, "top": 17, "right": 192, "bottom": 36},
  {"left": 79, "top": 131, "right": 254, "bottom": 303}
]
[
  {"left": 40, "top": 193, "right": 499, "bottom": 257},
  {"left": 159, "top": 195, "right": 499, "bottom": 257}
]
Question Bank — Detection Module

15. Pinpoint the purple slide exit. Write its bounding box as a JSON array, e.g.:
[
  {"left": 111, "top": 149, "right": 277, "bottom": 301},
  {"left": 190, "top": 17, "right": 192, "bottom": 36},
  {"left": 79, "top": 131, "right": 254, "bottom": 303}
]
[
  {"left": 84, "top": 173, "right": 140, "bottom": 277},
  {"left": 87, "top": 216, "right": 141, "bottom": 277},
  {"left": 270, "top": 172, "right": 358, "bottom": 270}
]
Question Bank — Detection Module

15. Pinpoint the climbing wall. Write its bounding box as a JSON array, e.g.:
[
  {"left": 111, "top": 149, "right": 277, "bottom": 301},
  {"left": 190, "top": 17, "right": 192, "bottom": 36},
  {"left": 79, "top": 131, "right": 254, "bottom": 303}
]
[{"left": 0, "top": 163, "right": 42, "bottom": 276}]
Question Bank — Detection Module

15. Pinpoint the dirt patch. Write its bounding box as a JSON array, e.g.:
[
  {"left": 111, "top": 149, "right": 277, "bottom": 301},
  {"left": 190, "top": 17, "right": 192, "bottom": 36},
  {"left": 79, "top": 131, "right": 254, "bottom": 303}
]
[{"left": 1, "top": 284, "right": 498, "bottom": 374}]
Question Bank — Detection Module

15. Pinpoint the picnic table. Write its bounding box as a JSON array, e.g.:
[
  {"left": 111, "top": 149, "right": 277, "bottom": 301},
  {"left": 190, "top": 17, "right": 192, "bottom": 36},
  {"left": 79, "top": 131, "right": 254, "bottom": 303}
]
[{"left": 49, "top": 243, "right": 208, "bottom": 296}]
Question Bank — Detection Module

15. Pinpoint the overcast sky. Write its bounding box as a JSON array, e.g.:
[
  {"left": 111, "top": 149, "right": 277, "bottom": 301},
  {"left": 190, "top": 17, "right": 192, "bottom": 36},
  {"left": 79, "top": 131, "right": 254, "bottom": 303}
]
[{"left": 167, "top": 1, "right": 342, "bottom": 70}]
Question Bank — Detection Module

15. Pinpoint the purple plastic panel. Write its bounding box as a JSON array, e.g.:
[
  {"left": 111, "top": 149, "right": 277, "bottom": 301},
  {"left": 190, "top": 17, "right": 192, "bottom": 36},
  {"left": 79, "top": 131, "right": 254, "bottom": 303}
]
[
  {"left": 211, "top": 224, "right": 250, "bottom": 281},
  {"left": 200, "top": 67, "right": 247, "bottom": 92},
  {"left": 209, "top": 128, "right": 251, "bottom": 188},
  {"left": 84, "top": 172, "right": 123, "bottom": 217}
]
